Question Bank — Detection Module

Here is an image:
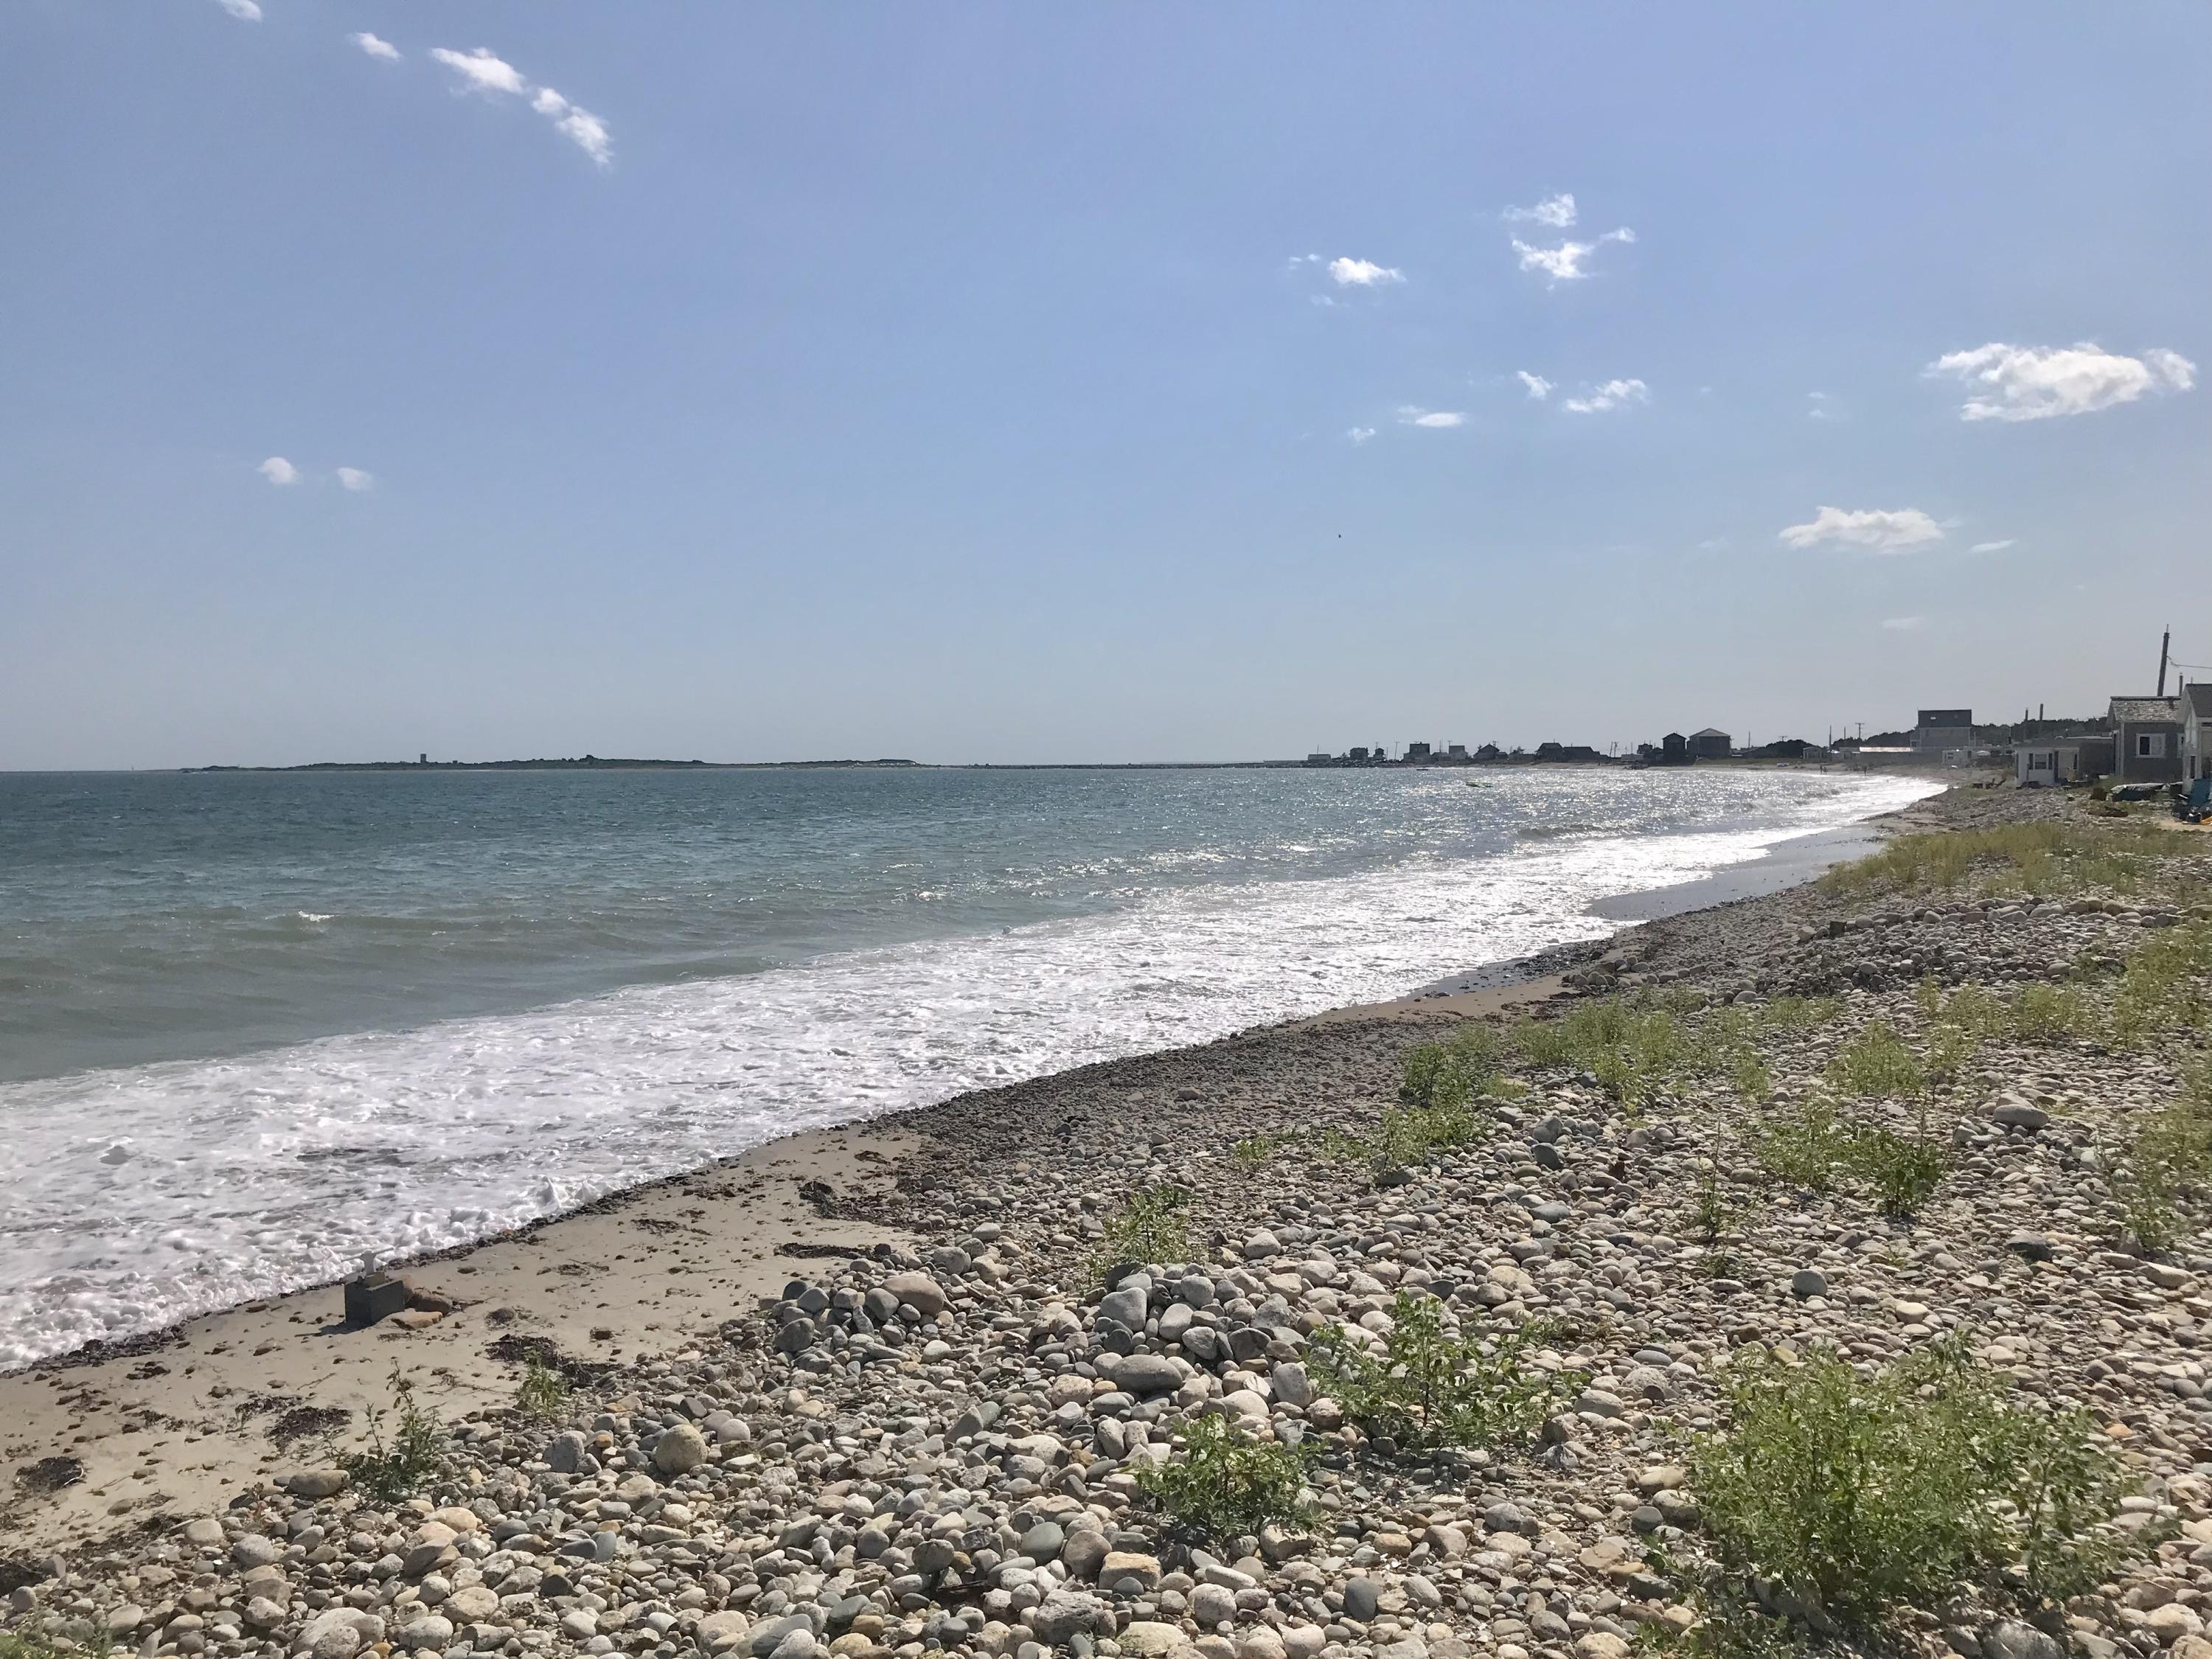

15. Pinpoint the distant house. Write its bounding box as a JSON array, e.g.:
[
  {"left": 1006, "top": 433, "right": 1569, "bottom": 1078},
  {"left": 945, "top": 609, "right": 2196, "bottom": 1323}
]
[
  {"left": 2185, "top": 685, "right": 2212, "bottom": 783},
  {"left": 2016, "top": 741, "right": 2108, "bottom": 787},
  {"left": 1688, "top": 728, "right": 1732, "bottom": 760},
  {"left": 2110, "top": 696, "right": 2183, "bottom": 782},
  {"left": 1916, "top": 709, "right": 1975, "bottom": 753},
  {"left": 1405, "top": 742, "right": 1433, "bottom": 762},
  {"left": 1446, "top": 743, "right": 1468, "bottom": 759}
]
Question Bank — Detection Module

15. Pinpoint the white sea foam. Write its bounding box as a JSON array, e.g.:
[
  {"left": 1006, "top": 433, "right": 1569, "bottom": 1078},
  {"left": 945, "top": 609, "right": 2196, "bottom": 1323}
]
[{"left": 0, "top": 774, "right": 1938, "bottom": 1367}]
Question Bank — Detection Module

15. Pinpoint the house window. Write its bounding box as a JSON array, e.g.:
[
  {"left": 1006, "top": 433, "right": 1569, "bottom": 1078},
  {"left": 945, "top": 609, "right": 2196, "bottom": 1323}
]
[{"left": 2139, "top": 733, "right": 2166, "bottom": 759}]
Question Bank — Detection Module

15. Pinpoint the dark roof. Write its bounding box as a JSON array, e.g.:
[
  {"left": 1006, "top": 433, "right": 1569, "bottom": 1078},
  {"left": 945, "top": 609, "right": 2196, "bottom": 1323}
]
[
  {"left": 2110, "top": 696, "right": 2181, "bottom": 725},
  {"left": 1689, "top": 727, "right": 1730, "bottom": 739},
  {"left": 2185, "top": 684, "right": 2212, "bottom": 718}
]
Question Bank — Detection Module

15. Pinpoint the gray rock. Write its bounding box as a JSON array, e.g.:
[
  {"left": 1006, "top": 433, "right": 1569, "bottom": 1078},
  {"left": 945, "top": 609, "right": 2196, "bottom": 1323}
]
[
  {"left": 1115, "top": 1354, "right": 1183, "bottom": 1398},
  {"left": 1790, "top": 1269, "right": 1829, "bottom": 1300},
  {"left": 1983, "top": 1622, "right": 2065, "bottom": 1659},
  {"left": 284, "top": 1468, "right": 348, "bottom": 1499},
  {"left": 1029, "top": 1589, "right": 1111, "bottom": 1645},
  {"left": 863, "top": 1287, "right": 900, "bottom": 1324},
  {"left": 1060, "top": 1529, "right": 1110, "bottom": 1580},
  {"left": 1483, "top": 1501, "right": 1527, "bottom": 1535},
  {"left": 653, "top": 1422, "right": 710, "bottom": 1476},
  {"left": 1022, "top": 1521, "right": 1067, "bottom": 1561},
  {"left": 2006, "top": 1233, "right": 2054, "bottom": 1262},
  {"left": 1097, "top": 1286, "right": 1149, "bottom": 1331},
  {"left": 883, "top": 1271, "right": 949, "bottom": 1318},
  {"left": 1270, "top": 1360, "right": 1314, "bottom": 1408},
  {"left": 745, "top": 1615, "right": 816, "bottom": 1658},
  {"left": 231, "top": 1534, "right": 283, "bottom": 1570},
  {"left": 393, "top": 1615, "right": 453, "bottom": 1653},
  {"left": 1175, "top": 1275, "right": 1215, "bottom": 1307},
  {"left": 1343, "top": 1579, "right": 1380, "bottom": 1622},
  {"left": 1992, "top": 1102, "right": 2050, "bottom": 1131},
  {"left": 546, "top": 1430, "right": 589, "bottom": 1472}
]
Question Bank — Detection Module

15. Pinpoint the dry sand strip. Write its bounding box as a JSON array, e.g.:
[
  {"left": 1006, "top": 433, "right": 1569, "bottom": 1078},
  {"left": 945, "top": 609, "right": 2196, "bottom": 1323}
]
[{"left": 0, "top": 1126, "right": 919, "bottom": 1556}]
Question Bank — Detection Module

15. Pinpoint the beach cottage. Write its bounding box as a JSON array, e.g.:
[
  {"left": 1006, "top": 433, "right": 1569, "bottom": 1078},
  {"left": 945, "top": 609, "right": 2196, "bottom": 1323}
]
[
  {"left": 2185, "top": 684, "right": 2212, "bottom": 782},
  {"left": 2110, "top": 696, "right": 2183, "bottom": 784}
]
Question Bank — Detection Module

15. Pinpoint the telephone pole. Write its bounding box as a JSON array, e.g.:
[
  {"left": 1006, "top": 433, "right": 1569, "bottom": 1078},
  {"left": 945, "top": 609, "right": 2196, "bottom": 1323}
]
[{"left": 2157, "top": 628, "right": 2171, "bottom": 697}]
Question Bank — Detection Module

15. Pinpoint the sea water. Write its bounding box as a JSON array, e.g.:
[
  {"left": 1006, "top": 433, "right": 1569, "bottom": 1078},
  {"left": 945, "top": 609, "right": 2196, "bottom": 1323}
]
[{"left": 0, "top": 764, "right": 1937, "bottom": 1366}]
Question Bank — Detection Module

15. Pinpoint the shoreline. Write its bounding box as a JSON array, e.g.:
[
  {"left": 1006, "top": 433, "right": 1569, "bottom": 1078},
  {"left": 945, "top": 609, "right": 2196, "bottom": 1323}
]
[
  {"left": 0, "top": 786, "right": 1936, "bottom": 1558},
  {"left": 19, "top": 774, "right": 2212, "bottom": 1659}
]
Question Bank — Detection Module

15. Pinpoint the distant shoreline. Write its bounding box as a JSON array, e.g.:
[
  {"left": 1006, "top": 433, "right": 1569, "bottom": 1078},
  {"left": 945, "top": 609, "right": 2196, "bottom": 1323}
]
[{"left": 140, "top": 755, "right": 1901, "bottom": 775}]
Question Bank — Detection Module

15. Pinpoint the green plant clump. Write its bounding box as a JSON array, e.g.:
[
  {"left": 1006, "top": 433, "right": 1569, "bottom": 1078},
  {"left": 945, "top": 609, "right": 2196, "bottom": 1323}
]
[
  {"left": 1756, "top": 1099, "right": 1950, "bottom": 1216},
  {"left": 1137, "top": 1411, "right": 1316, "bottom": 1543},
  {"left": 1694, "top": 1338, "right": 2146, "bottom": 1640},
  {"left": 1826, "top": 1020, "right": 1926, "bottom": 1100},
  {"left": 343, "top": 1365, "right": 447, "bottom": 1504},
  {"left": 515, "top": 1356, "right": 572, "bottom": 1423},
  {"left": 1093, "top": 1183, "right": 1192, "bottom": 1281},
  {"left": 1306, "top": 1292, "right": 1587, "bottom": 1453}
]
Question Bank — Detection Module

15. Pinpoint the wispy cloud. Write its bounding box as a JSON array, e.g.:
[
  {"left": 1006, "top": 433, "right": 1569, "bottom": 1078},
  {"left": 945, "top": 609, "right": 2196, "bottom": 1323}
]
[
  {"left": 1327, "top": 257, "right": 1402, "bottom": 288},
  {"left": 1806, "top": 391, "right": 1843, "bottom": 422},
  {"left": 1512, "top": 226, "right": 1635, "bottom": 285},
  {"left": 1504, "top": 193, "right": 1577, "bottom": 229},
  {"left": 1881, "top": 616, "right": 1927, "bottom": 632},
  {"left": 1562, "top": 378, "right": 1648, "bottom": 414},
  {"left": 335, "top": 467, "right": 375, "bottom": 493},
  {"left": 215, "top": 0, "right": 261, "bottom": 20},
  {"left": 430, "top": 46, "right": 613, "bottom": 165},
  {"left": 1346, "top": 427, "right": 1377, "bottom": 446},
  {"left": 257, "top": 456, "right": 300, "bottom": 487},
  {"left": 1779, "top": 506, "right": 1945, "bottom": 554},
  {"left": 1927, "top": 341, "right": 2196, "bottom": 422},
  {"left": 350, "top": 32, "right": 400, "bottom": 62},
  {"left": 430, "top": 45, "right": 528, "bottom": 95},
  {"left": 1969, "top": 539, "right": 2017, "bottom": 554},
  {"left": 1397, "top": 406, "right": 1465, "bottom": 429},
  {"left": 1515, "top": 372, "right": 1554, "bottom": 401}
]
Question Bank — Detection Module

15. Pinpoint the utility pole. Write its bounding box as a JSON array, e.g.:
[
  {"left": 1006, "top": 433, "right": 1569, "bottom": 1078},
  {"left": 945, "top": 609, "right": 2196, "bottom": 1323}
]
[{"left": 2157, "top": 629, "right": 2171, "bottom": 697}]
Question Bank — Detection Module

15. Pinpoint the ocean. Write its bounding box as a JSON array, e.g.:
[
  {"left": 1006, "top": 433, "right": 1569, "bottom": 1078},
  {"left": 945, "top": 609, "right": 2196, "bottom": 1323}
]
[{"left": 0, "top": 763, "right": 1938, "bottom": 1367}]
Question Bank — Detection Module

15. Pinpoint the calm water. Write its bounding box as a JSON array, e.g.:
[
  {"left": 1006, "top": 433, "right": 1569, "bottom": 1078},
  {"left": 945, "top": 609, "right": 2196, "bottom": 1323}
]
[{"left": 0, "top": 765, "right": 1937, "bottom": 1366}]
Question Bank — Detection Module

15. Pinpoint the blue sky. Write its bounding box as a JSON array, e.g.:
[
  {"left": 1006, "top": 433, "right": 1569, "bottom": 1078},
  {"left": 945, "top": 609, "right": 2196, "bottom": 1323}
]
[{"left": 3, "top": 4, "right": 2206, "bottom": 766}]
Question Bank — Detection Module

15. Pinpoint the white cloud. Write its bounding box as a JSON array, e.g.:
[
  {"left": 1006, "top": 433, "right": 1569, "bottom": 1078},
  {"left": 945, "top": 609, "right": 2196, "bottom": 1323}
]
[
  {"left": 1346, "top": 427, "right": 1377, "bottom": 445},
  {"left": 1806, "top": 391, "right": 1843, "bottom": 421},
  {"left": 1504, "top": 193, "right": 1576, "bottom": 229},
  {"left": 429, "top": 47, "right": 613, "bottom": 167},
  {"left": 1515, "top": 372, "right": 1553, "bottom": 400},
  {"left": 257, "top": 456, "right": 300, "bottom": 486},
  {"left": 1881, "top": 616, "right": 1928, "bottom": 631},
  {"left": 1512, "top": 239, "right": 1593, "bottom": 282},
  {"left": 1778, "top": 506, "right": 1945, "bottom": 553},
  {"left": 1511, "top": 226, "right": 1634, "bottom": 284},
  {"left": 1327, "top": 257, "right": 1403, "bottom": 288},
  {"left": 430, "top": 46, "right": 528, "bottom": 96},
  {"left": 1927, "top": 341, "right": 2197, "bottom": 422},
  {"left": 350, "top": 32, "right": 400, "bottom": 61},
  {"left": 335, "top": 467, "right": 375, "bottom": 492},
  {"left": 1562, "top": 378, "right": 1649, "bottom": 414},
  {"left": 216, "top": 0, "right": 261, "bottom": 20},
  {"left": 1968, "top": 538, "right": 2017, "bottom": 554},
  {"left": 1397, "top": 406, "right": 1465, "bottom": 428},
  {"left": 550, "top": 102, "right": 613, "bottom": 167}
]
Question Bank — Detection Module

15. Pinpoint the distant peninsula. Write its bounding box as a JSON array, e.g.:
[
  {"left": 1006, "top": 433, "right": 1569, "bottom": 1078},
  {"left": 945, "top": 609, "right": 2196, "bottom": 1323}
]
[{"left": 184, "top": 756, "right": 921, "bottom": 773}]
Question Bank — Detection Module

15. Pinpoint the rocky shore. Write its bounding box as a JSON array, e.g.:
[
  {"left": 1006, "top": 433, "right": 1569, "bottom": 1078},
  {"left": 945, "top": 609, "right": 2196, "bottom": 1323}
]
[{"left": 10, "top": 783, "right": 2212, "bottom": 1659}]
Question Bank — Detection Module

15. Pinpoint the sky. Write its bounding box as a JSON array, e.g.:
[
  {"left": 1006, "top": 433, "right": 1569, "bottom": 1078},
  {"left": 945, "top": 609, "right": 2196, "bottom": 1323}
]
[{"left": 1, "top": 4, "right": 2207, "bottom": 767}]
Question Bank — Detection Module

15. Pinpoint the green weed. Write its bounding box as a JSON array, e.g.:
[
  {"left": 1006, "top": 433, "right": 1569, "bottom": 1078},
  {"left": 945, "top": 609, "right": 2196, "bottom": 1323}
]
[
  {"left": 1695, "top": 1338, "right": 2145, "bottom": 1639},
  {"left": 1137, "top": 1411, "right": 1315, "bottom": 1544},
  {"left": 1305, "top": 1292, "right": 1587, "bottom": 1453},
  {"left": 342, "top": 1365, "right": 446, "bottom": 1505},
  {"left": 1093, "top": 1183, "right": 1192, "bottom": 1281},
  {"left": 515, "top": 1356, "right": 571, "bottom": 1424},
  {"left": 1826, "top": 1020, "right": 1925, "bottom": 1100}
]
